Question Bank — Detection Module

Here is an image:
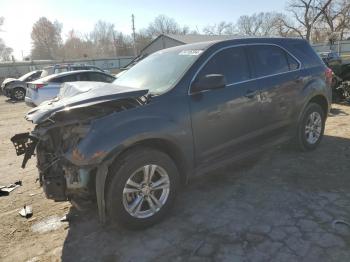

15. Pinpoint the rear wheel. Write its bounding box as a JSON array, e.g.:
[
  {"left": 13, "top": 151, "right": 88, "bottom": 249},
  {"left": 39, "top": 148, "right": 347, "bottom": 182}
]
[
  {"left": 11, "top": 87, "right": 25, "bottom": 101},
  {"left": 106, "top": 147, "right": 179, "bottom": 229},
  {"left": 296, "top": 103, "right": 325, "bottom": 151}
]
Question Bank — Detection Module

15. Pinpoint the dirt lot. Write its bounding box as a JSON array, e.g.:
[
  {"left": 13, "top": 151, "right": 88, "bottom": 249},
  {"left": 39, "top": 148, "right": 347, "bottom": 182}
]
[{"left": 0, "top": 96, "right": 350, "bottom": 262}]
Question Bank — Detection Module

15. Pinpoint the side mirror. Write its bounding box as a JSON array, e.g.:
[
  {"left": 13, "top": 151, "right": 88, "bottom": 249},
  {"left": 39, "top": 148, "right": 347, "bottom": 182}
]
[{"left": 191, "top": 74, "right": 226, "bottom": 93}]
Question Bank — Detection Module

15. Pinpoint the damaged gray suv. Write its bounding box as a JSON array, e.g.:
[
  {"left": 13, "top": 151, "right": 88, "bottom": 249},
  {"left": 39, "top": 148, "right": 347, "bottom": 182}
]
[{"left": 12, "top": 38, "right": 332, "bottom": 229}]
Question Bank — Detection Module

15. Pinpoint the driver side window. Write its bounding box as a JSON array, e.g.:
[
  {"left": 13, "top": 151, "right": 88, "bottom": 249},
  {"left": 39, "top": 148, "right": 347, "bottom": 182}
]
[{"left": 197, "top": 46, "right": 251, "bottom": 85}]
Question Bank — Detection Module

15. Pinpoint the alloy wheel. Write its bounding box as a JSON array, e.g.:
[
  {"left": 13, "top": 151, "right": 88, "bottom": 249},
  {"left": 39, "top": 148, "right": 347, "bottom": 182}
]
[
  {"left": 305, "top": 111, "right": 322, "bottom": 144},
  {"left": 122, "top": 164, "right": 170, "bottom": 219},
  {"left": 14, "top": 89, "right": 25, "bottom": 100}
]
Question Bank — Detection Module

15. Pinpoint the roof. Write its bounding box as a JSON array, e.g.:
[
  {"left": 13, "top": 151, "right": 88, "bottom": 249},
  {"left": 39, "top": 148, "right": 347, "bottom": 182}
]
[
  {"left": 164, "top": 34, "right": 236, "bottom": 44},
  {"left": 33, "top": 70, "right": 103, "bottom": 83},
  {"left": 139, "top": 34, "right": 237, "bottom": 55},
  {"left": 140, "top": 34, "right": 304, "bottom": 54}
]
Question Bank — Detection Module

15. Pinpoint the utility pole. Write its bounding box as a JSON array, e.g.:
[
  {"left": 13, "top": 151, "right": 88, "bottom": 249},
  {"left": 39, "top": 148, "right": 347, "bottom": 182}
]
[
  {"left": 131, "top": 14, "right": 137, "bottom": 56},
  {"left": 112, "top": 30, "right": 118, "bottom": 57}
]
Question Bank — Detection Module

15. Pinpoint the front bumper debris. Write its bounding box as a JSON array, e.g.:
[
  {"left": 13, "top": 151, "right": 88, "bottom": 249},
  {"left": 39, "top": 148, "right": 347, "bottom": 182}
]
[{"left": 11, "top": 132, "right": 38, "bottom": 168}]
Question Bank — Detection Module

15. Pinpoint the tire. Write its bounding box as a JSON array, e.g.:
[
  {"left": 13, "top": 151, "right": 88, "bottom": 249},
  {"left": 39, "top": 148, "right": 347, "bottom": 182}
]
[
  {"left": 296, "top": 103, "right": 325, "bottom": 151},
  {"left": 11, "top": 87, "right": 26, "bottom": 101},
  {"left": 106, "top": 147, "right": 179, "bottom": 229}
]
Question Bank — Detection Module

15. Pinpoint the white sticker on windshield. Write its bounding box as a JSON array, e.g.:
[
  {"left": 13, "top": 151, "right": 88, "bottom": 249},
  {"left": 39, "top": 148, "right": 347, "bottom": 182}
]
[{"left": 179, "top": 50, "right": 203, "bottom": 56}]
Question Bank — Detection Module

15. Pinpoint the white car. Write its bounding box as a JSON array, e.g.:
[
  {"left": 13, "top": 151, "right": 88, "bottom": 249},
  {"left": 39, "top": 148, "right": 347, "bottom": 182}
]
[{"left": 25, "top": 70, "right": 115, "bottom": 107}]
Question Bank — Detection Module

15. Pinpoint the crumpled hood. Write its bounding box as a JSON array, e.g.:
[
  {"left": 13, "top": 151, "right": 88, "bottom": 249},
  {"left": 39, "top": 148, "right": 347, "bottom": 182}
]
[
  {"left": 26, "top": 82, "right": 148, "bottom": 124},
  {"left": 1, "top": 78, "right": 17, "bottom": 87}
]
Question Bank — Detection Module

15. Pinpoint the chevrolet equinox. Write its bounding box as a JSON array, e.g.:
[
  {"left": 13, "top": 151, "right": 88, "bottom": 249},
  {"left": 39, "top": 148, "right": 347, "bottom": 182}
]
[{"left": 12, "top": 38, "right": 332, "bottom": 229}]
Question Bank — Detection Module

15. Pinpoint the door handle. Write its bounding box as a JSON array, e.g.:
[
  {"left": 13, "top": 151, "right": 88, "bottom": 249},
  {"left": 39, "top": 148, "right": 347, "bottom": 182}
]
[{"left": 245, "top": 90, "right": 258, "bottom": 99}]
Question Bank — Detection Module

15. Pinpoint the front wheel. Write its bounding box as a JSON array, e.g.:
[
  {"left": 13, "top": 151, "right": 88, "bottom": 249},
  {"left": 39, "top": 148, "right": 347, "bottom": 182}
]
[
  {"left": 106, "top": 147, "right": 179, "bottom": 229},
  {"left": 11, "top": 87, "right": 26, "bottom": 101},
  {"left": 296, "top": 103, "right": 326, "bottom": 151}
]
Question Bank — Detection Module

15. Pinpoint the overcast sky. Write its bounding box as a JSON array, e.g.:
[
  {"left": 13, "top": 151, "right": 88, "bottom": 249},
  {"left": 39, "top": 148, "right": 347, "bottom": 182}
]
[{"left": 0, "top": 0, "right": 287, "bottom": 59}]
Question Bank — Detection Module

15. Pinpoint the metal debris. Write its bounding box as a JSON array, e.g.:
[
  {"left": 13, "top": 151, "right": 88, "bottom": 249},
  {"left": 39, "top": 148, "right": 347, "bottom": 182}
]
[{"left": 19, "top": 205, "right": 33, "bottom": 218}]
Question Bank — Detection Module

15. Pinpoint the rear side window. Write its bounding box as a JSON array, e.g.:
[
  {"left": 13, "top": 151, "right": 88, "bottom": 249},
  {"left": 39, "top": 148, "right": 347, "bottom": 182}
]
[
  {"left": 77, "top": 72, "right": 90, "bottom": 81},
  {"left": 30, "top": 71, "right": 42, "bottom": 81},
  {"left": 197, "top": 46, "right": 250, "bottom": 84},
  {"left": 89, "top": 72, "right": 115, "bottom": 83},
  {"left": 249, "top": 45, "right": 292, "bottom": 78},
  {"left": 286, "top": 53, "right": 299, "bottom": 70},
  {"left": 24, "top": 71, "right": 42, "bottom": 82},
  {"left": 54, "top": 74, "right": 78, "bottom": 83},
  {"left": 286, "top": 41, "right": 323, "bottom": 68}
]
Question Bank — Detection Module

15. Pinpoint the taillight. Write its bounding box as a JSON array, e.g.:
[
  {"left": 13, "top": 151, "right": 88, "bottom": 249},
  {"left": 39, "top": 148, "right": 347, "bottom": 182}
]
[
  {"left": 34, "top": 83, "right": 45, "bottom": 89},
  {"left": 325, "top": 67, "right": 333, "bottom": 86}
]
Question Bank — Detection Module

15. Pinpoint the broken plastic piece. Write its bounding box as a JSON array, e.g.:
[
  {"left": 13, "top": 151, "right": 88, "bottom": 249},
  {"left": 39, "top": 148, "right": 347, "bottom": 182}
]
[
  {"left": 19, "top": 205, "right": 33, "bottom": 218},
  {"left": 60, "top": 215, "right": 69, "bottom": 222},
  {"left": 0, "top": 180, "right": 22, "bottom": 196}
]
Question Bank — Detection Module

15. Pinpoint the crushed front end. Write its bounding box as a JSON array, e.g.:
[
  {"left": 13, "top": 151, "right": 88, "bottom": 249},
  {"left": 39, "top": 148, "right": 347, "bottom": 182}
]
[
  {"left": 12, "top": 117, "right": 97, "bottom": 201},
  {"left": 11, "top": 82, "right": 148, "bottom": 203}
]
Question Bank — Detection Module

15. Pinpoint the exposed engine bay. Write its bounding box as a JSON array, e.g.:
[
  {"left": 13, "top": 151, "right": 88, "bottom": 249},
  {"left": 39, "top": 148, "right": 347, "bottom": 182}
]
[{"left": 11, "top": 82, "right": 148, "bottom": 203}]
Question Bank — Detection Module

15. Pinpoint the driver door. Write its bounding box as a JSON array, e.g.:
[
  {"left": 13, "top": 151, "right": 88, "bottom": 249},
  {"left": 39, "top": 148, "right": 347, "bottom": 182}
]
[{"left": 189, "top": 46, "right": 263, "bottom": 166}]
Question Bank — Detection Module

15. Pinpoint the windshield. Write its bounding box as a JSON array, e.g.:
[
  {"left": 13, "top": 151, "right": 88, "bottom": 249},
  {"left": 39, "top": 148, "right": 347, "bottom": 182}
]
[
  {"left": 19, "top": 71, "right": 36, "bottom": 81},
  {"left": 113, "top": 48, "right": 203, "bottom": 94}
]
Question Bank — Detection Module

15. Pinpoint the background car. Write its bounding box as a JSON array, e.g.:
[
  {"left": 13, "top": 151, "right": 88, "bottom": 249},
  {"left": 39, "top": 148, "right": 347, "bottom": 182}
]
[
  {"left": 1, "top": 70, "right": 43, "bottom": 100},
  {"left": 319, "top": 51, "right": 350, "bottom": 101},
  {"left": 25, "top": 70, "right": 115, "bottom": 107},
  {"left": 40, "top": 64, "right": 108, "bottom": 78},
  {"left": 319, "top": 51, "right": 342, "bottom": 76}
]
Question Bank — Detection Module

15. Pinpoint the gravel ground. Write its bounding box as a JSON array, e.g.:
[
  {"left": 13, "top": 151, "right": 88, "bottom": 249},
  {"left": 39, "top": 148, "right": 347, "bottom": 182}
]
[{"left": 0, "top": 96, "right": 350, "bottom": 262}]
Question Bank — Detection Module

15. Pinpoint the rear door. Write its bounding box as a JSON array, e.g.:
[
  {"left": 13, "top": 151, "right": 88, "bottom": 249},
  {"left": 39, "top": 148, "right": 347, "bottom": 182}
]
[
  {"left": 246, "top": 44, "right": 302, "bottom": 135},
  {"left": 189, "top": 46, "right": 263, "bottom": 166}
]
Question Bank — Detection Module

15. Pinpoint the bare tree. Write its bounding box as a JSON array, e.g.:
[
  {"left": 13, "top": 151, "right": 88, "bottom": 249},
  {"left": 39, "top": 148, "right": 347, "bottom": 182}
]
[
  {"left": 90, "top": 20, "right": 116, "bottom": 57},
  {"left": 0, "top": 17, "right": 13, "bottom": 61},
  {"left": 237, "top": 14, "right": 263, "bottom": 36},
  {"left": 273, "top": 14, "right": 301, "bottom": 37},
  {"left": 320, "top": 0, "right": 350, "bottom": 41},
  {"left": 283, "top": 0, "right": 333, "bottom": 41},
  {"left": 31, "top": 17, "right": 62, "bottom": 59},
  {"left": 203, "top": 21, "right": 236, "bottom": 35},
  {"left": 146, "top": 15, "right": 189, "bottom": 37},
  {"left": 63, "top": 30, "right": 91, "bottom": 59},
  {"left": 135, "top": 29, "right": 152, "bottom": 54},
  {"left": 236, "top": 12, "right": 287, "bottom": 36}
]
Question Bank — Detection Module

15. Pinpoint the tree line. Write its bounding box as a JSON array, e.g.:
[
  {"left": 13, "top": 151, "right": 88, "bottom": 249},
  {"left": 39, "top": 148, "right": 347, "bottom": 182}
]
[{"left": 1, "top": 0, "right": 350, "bottom": 61}]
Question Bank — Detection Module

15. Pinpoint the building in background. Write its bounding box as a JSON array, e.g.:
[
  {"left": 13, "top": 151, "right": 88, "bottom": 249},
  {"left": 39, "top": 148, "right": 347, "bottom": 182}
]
[{"left": 140, "top": 34, "right": 235, "bottom": 56}]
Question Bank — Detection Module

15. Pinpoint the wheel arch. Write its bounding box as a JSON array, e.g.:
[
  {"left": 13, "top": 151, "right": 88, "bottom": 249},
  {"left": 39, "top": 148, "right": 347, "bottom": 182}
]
[
  {"left": 105, "top": 138, "right": 191, "bottom": 186},
  {"left": 308, "top": 94, "right": 329, "bottom": 117},
  {"left": 95, "top": 137, "right": 190, "bottom": 223}
]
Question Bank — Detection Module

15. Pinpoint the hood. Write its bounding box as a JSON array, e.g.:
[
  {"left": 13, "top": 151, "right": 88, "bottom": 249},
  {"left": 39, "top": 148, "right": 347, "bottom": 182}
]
[
  {"left": 58, "top": 81, "right": 115, "bottom": 99},
  {"left": 26, "top": 82, "right": 148, "bottom": 124},
  {"left": 1, "top": 78, "right": 17, "bottom": 87}
]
